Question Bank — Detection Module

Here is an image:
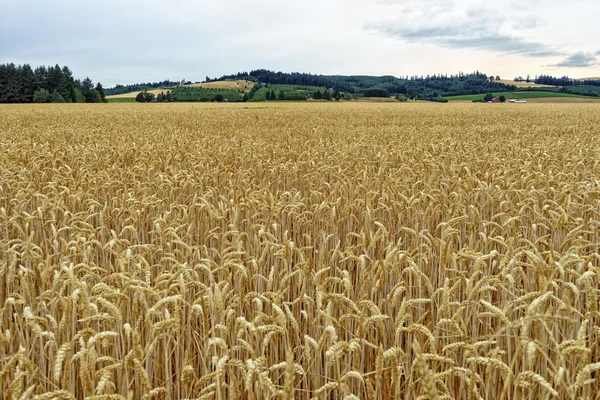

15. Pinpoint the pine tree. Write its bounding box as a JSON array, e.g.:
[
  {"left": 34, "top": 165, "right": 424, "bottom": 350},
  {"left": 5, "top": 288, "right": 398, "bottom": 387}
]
[
  {"left": 95, "top": 83, "right": 107, "bottom": 103},
  {"left": 18, "top": 64, "right": 36, "bottom": 103},
  {"left": 278, "top": 90, "right": 285, "bottom": 100},
  {"left": 61, "top": 66, "right": 75, "bottom": 102},
  {"left": 81, "top": 77, "right": 95, "bottom": 102}
]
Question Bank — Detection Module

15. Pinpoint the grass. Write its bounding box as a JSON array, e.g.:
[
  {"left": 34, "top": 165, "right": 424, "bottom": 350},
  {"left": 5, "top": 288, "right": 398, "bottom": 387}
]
[
  {"left": 106, "top": 97, "right": 136, "bottom": 103},
  {"left": 251, "top": 84, "right": 325, "bottom": 101},
  {"left": 170, "top": 86, "right": 245, "bottom": 102},
  {"left": 2, "top": 102, "right": 600, "bottom": 399},
  {"left": 444, "top": 91, "right": 597, "bottom": 101}
]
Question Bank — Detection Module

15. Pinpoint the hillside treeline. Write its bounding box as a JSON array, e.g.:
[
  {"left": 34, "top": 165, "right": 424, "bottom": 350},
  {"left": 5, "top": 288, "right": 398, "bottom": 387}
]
[
  {"left": 535, "top": 75, "right": 600, "bottom": 87},
  {"left": 106, "top": 80, "right": 184, "bottom": 96},
  {"left": 0, "top": 63, "right": 106, "bottom": 103},
  {"left": 207, "top": 70, "right": 514, "bottom": 97}
]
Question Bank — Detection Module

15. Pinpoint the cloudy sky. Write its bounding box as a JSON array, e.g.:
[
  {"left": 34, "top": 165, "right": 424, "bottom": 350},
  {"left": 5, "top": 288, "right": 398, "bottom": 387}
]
[{"left": 1, "top": 0, "right": 598, "bottom": 87}]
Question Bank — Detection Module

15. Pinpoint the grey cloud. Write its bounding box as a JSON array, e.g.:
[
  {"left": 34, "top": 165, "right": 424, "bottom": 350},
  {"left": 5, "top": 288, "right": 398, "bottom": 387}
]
[
  {"left": 551, "top": 52, "right": 597, "bottom": 67},
  {"left": 366, "top": 6, "right": 560, "bottom": 58},
  {"left": 367, "top": 24, "right": 561, "bottom": 58}
]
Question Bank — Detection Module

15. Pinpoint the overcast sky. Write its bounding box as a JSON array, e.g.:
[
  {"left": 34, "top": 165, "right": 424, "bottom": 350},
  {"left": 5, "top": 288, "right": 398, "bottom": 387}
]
[{"left": 1, "top": 0, "right": 598, "bottom": 87}]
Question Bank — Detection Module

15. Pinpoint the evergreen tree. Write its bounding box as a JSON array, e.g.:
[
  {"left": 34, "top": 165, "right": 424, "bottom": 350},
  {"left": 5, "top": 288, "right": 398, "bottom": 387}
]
[
  {"left": 242, "top": 93, "right": 249, "bottom": 102},
  {"left": 278, "top": 90, "right": 285, "bottom": 100},
  {"left": 265, "top": 91, "right": 271, "bottom": 101},
  {"left": 136, "top": 91, "right": 146, "bottom": 102},
  {"left": 3, "top": 63, "right": 20, "bottom": 103},
  {"left": 19, "top": 64, "right": 36, "bottom": 103},
  {"left": 270, "top": 90, "right": 276, "bottom": 100},
  {"left": 95, "top": 82, "right": 107, "bottom": 102},
  {"left": 81, "top": 77, "right": 95, "bottom": 102},
  {"left": 33, "top": 66, "right": 48, "bottom": 90},
  {"left": 166, "top": 91, "right": 172, "bottom": 102},
  {"left": 61, "top": 66, "right": 75, "bottom": 102}
]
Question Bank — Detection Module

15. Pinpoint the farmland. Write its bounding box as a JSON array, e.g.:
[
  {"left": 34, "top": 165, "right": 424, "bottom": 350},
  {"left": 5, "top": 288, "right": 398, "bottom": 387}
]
[
  {"left": 251, "top": 85, "right": 325, "bottom": 101},
  {"left": 106, "top": 88, "right": 169, "bottom": 99},
  {"left": 105, "top": 81, "right": 254, "bottom": 102},
  {"left": 1, "top": 102, "right": 600, "bottom": 399},
  {"left": 170, "top": 86, "right": 245, "bottom": 102},
  {"left": 187, "top": 80, "right": 254, "bottom": 91},
  {"left": 444, "top": 91, "right": 599, "bottom": 101},
  {"left": 496, "top": 79, "right": 553, "bottom": 88}
]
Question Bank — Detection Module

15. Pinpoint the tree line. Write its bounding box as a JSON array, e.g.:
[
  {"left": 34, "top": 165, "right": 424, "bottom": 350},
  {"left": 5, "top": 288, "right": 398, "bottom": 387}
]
[
  {"left": 207, "top": 69, "right": 514, "bottom": 98},
  {"left": 135, "top": 90, "right": 174, "bottom": 103},
  {"left": 107, "top": 80, "right": 186, "bottom": 96},
  {"left": 535, "top": 75, "right": 600, "bottom": 87},
  {"left": 0, "top": 63, "right": 106, "bottom": 103}
]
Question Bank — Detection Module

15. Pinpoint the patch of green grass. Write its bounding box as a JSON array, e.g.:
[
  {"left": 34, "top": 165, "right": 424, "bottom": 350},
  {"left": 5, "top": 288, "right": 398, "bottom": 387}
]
[
  {"left": 107, "top": 98, "right": 136, "bottom": 103},
  {"left": 170, "top": 86, "right": 244, "bottom": 102},
  {"left": 251, "top": 85, "right": 326, "bottom": 101},
  {"left": 444, "top": 91, "right": 597, "bottom": 101}
]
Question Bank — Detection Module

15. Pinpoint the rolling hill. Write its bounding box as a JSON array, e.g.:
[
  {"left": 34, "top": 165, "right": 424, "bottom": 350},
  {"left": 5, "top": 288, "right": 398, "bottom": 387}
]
[{"left": 106, "top": 80, "right": 254, "bottom": 100}]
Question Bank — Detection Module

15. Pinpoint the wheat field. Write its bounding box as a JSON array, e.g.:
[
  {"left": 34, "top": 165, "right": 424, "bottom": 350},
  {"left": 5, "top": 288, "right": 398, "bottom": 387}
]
[
  {"left": 106, "top": 89, "right": 170, "bottom": 99},
  {"left": 1, "top": 102, "right": 600, "bottom": 400},
  {"left": 496, "top": 80, "right": 553, "bottom": 88}
]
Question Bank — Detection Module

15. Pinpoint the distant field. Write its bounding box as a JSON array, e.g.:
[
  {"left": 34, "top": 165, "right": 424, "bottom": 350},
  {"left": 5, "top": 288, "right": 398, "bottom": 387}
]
[
  {"left": 357, "top": 96, "right": 398, "bottom": 102},
  {"left": 525, "top": 97, "right": 600, "bottom": 103},
  {"left": 497, "top": 79, "right": 553, "bottom": 88},
  {"left": 445, "top": 91, "right": 596, "bottom": 101},
  {"left": 577, "top": 77, "right": 600, "bottom": 81},
  {"left": 187, "top": 80, "right": 254, "bottom": 91},
  {"left": 106, "top": 80, "right": 254, "bottom": 100},
  {"left": 106, "top": 88, "right": 172, "bottom": 99}
]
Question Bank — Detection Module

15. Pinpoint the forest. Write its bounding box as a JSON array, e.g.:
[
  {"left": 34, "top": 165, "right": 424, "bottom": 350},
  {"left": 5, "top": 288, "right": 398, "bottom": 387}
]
[{"left": 0, "top": 63, "right": 106, "bottom": 103}]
